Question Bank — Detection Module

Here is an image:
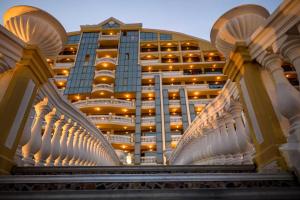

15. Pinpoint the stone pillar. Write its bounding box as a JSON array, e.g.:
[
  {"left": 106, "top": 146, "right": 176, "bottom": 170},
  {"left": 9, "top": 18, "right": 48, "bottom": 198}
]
[
  {"left": 22, "top": 100, "right": 49, "bottom": 166},
  {"left": 34, "top": 110, "right": 56, "bottom": 166}
]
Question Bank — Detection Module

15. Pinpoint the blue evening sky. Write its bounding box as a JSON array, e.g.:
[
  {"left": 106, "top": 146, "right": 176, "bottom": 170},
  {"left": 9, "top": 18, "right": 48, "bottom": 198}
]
[{"left": 0, "top": 0, "right": 282, "bottom": 41}]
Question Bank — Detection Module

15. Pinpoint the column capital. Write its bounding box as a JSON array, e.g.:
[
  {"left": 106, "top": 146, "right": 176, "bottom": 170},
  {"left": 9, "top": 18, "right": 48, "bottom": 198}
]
[{"left": 278, "top": 35, "right": 300, "bottom": 63}]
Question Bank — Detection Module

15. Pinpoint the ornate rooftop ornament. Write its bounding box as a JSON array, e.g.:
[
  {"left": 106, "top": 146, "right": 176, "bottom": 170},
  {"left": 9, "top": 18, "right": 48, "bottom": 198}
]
[
  {"left": 3, "top": 5, "right": 67, "bottom": 57},
  {"left": 210, "top": 4, "right": 270, "bottom": 58}
]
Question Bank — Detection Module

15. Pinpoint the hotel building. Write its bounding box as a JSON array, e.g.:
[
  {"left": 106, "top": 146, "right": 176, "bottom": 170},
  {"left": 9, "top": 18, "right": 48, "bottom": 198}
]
[{"left": 50, "top": 18, "right": 226, "bottom": 165}]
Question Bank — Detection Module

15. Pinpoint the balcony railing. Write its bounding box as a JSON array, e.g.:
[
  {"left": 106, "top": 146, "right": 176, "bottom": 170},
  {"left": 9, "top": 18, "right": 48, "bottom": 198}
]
[
  {"left": 142, "top": 85, "right": 155, "bottom": 91},
  {"left": 141, "top": 116, "right": 155, "bottom": 126},
  {"left": 94, "top": 70, "right": 115, "bottom": 78},
  {"left": 53, "top": 75, "right": 68, "bottom": 81},
  {"left": 140, "top": 59, "right": 160, "bottom": 65},
  {"left": 141, "top": 136, "right": 156, "bottom": 144},
  {"left": 169, "top": 100, "right": 180, "bottom": 107},
  {"left": 88, "top": 115, "right": 135, "bottom": 126},
  {"left": 99, "top": 34, "right": 120, "bottom": 41},
  {"left": 92, "top": 83, "right": 114, "bottom": 93},
  {"left": 141, "top": 156, "right": 157, "bottom": 165},
  {"left": 53, "top": 62, "right": 73, "bottom": 69},
  {"left": 189, "top": 99, "right": 213, "bottom": 105},
  {"left": 141, "top": 100, "right": 155, "bottom": 108},
  {"left": 171, "top": 135, "right": 182, "bottom": 142},
  {"left": 105, "top": 134, "right": 133, "bottom": 144},
  {"left": 73, "top": 98, "right": 135, "bottom": 109},
  {"left": 95, "top": 57, "right": 117, "bottom": 66},
  {"left": 170, "top": 116, "right": 182, "bottom": 125}
]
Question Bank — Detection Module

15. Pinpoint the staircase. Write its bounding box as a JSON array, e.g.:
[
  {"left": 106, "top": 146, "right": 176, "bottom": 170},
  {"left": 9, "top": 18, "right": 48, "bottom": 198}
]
[{"left": 0, "top": 165, "right": 299, "bottom": 199}]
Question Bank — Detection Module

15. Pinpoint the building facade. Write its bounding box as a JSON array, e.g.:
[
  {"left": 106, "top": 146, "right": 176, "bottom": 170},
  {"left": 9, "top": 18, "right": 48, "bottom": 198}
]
[{"left": 49, "top": 18, "right": 227, "bottom": 165}]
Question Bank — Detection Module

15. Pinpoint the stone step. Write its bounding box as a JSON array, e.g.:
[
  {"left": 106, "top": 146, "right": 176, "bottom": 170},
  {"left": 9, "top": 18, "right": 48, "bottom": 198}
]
[{"left": 12, "top": 165, "right": 256, "bottom": 175}]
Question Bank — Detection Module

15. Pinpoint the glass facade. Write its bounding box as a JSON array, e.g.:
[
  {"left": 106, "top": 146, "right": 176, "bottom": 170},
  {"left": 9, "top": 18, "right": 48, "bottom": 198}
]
[
  {"left": 154, "top": 75, "right": 163, "bottom": 164},
  {"left": 160, "top": 33, "right": 172, "bottom": 40},
  {"left": 115, "top": 31, "right": 141, "bottom": 92},
  {"left": 66, "top": 34, "right": 81, "bottom": 44},
  {"left": 140, "top": 32, "right": 158, "bottom": 41},
  {"left": 64, "top": 32, "right": 99, "bottom": 94}
]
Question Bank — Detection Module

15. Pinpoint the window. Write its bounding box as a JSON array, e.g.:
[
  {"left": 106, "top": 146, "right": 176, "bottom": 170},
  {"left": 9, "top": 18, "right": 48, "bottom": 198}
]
[{"left": 160, "top": 33, "right": 172, "bottom": 40}]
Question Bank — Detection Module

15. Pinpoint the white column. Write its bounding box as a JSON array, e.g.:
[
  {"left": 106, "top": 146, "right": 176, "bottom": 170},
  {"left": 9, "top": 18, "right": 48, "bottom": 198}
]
[
  {"left": 62, "top": 124, "right": 78, "bottom": 166},
  {"left": 55, "top": 120, "right": 72, "bottom": 166},
  {"left": 22, "top": 100, "right": 49, "bottom": 166},
  {"left": 34, "top": 110, "right": 56, "bottom": 166},
  {"left": 46, "top": 117, "right": 65, "bottom": 166}
]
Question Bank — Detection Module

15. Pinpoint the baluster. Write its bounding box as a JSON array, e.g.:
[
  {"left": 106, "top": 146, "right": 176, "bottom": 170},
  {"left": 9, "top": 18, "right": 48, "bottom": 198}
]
[
  {"left": 79, "top": 134, "right": 89, "bottom": 166},
  {"left": 75, "top": 130, "right": 85, "bottom": 165},
  {"left": 34, "top": 109, "right": 56, "bottom": 166},
  {"left": 54, "top": 120, "right": 72, "bottom": 166},
  {"left": 69, "top": 127, "right": 82, "bottom": 166},
  {"left": 46, "top": 116, "right": 65, "bottom": 166},
  {"left": 62, "top": 123, "right": 78, "bottom": 166},
  {"left": 22, "top": 100, "right": 49, "bottom": 166}
]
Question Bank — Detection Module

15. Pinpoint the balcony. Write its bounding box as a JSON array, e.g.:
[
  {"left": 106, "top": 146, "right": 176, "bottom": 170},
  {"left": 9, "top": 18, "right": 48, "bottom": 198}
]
[
  {"left": 141, "top": 156, "right": 156, "bottom": 165},
  {"left": 94, "top": 70, "right": 115, "bottom": 80},
  {"left": 92, "top": 83, "right": 114, "bottom": 93},
  {"left": 171, "top": 135, "right": 182, "bottom": 142},
  {"left": 53, "top": 75, "right": 68, "bottom": 82},
  {"left": 186, "top": 84, "right": 210, "bottom": 91},
  {"left": 105, "top": 134, "right": 133, "bottom": 145},
  {"left": 73, "top": 98, "right": 135, "bottom": 109},
  {"left": 141, "top": 136, "right": 156, "bottom": 144},
  {"left": 170, "top": 116, "right": 182, "bottom": 125},
  {"left": 140, "top": 59, "right": 160, "bottom": 65},
  {"left": 189, "top": 99, "right": 213, "bottom": 106},
  {"left": 141, "top": 116, "right": 155, "bottom": 126},
  {"left": 96, "top": 48, "right": 118, "bottom": 58},
  {"left": 141, "top": 100, "right": 155, "bottom": 109},
  {"left": 95, "top": 57, "right": 117, "bottom": 66},
  {"left": 88, "top": 115, "right": 135, "bottom": 126},
  {"left": 169, "top": 100, "right": 180, "bottom": 108},
  {"left": 99, "top": 34, "right": 120, "bottom": 41},
  {"left": 141, "top": 85, "right": 155, "bottom": 92},
  {"left": 53, "top": 62, "right": 73, "bottom": 69}
]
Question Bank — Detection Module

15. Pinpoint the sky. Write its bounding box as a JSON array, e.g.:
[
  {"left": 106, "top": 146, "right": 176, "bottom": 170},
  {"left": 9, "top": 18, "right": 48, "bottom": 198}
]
[{"left": 0, "top": 0, "right": 282, "bottom": 41}]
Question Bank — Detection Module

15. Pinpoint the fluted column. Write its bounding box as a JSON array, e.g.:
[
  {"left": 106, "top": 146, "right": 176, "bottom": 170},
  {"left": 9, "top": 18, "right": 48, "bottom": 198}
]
[
  {"left": 280, "top": 35, "right": 300, "bottom": 83},
  {"left": 54, "top": 120, "right": 72, "bottom": 166},
  {"left": 34, "top": 110, "right": 56, "bottom": 166},
  {"left": 22, "top": 100, "right": 49, "bottom": 166},
  {"left": 62, "top": 123, "right": 78, "bottom": 166},
  {"left": 46, "top": 117, "right": 64, "bottom": 166}
]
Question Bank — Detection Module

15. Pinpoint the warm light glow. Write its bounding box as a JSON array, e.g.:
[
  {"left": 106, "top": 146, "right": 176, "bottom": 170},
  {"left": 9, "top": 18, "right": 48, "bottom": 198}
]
[
  {"left": 66, "top": 58, "right": 70, "bottom": 61},
  {"left": 105, "top": 55, "right": 111, "bottom": 58},
  {"left": 169, "top": 65, "right": 173, "bottom": 69},
  {"left": 194, "top": 92, "right": 199, "bottom": 95},
  {"left": 58, "top": 82, "right": 63, "bottom": 86},
  {"left": 286, "top": 74, "right": 290, "bottom": 78},
  {"left": 100, "top": 92, "right": 104, "bottom": 95},
  {"left": 101, "top": 78, "right": 107, "bottom": 81},
  {"left": 146, "top": 44, "right": 151, "bottom": 47},
  {"left": 147, "top": 55, "right": 152, "bottom": 58},
  {"left": 189, "top": 54, "right": 193, "bottom": 57},
  {"left": 149, "top": 145, "right": 153, "bottom": 149},
  {"left": 125, "top": 94, "right": 130, "bottom": 98},
  {"left": 193, "top": 78, "right": 196, "bottom": 81},
  {"left": 197, "top": 107, "right": 202, "bottom": 112},
  {"left": 148, "top": 66, "right": 152, "bottom": 70},
  {"left": 123, "top": 126, "right": 127, "bottom": 130},
  {"left": 123, "top": 108, "right": 128, "bottom": 112},
  {"left": 190, "top": 65, "right": 194, "bottom": 68},
  {"left": 176, "top": 125, "right": 179, "bottom": 129},
  {"left": 46, "top": 58, "right": 51, "bottom": 62},
  {"left": 70, "top": 47, "right": 74, "bottom": 50},
  {"left": 103, "top": 63, "right": 108, "bottom": 67},
  {"left": 217, "top": 76, "right": 221, "bottom": 80},
  {"left": 63, "top": 70, "right": 68, "bottom": 74},
  {"left": 172, "top": 109, "right": 177, "bottom": 112},
  {"left": 193, "top": 96, "right": 198, "bottom": 99},
  {"left": 95, "top": 107, "right": 100, "bottom": 111},
  {"left": 168, "top": 54, "right": 173, "bottom": 57},
  {"left": 122, "top": 145, "right": 126, "bottom": 149},
  {"left": 167, "top": 43, "right": 172, "bottom": 46},
  {"left": 172, "top": 93, "right": 176, "bottom": 96},
  {"left": 186, "top": 42, "right": 190, "bottom": 45},
  {"left": 208, "top": 52, "right": 215, "bottom": 56},
  {"left": 148, "top": 97, "right": 153, "bottom": 100},
  {"left": 76, "top": 95, "right": 80, "bottom": 100},
  {"left": 212, "top": 64, "right": 216, "bottom": 68},
  {"left": 148, "top": 93, "right": 153, "bottom": 97},
  {"left": 149, "top": 79, "right": 152, "bottom": 82},
  {"left": 149, "top": 109, "right": 152, "bottom": 113},
  {"left": 109, "top": 32, "right": 113, "bottom": 35},
  {"left": 171, "top": 78, "right": 174, "bottom": 81}
]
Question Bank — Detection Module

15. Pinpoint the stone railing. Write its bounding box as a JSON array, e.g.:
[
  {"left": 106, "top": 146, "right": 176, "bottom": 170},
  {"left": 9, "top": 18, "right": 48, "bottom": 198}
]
[
  {"left": 88, "top": 115, "right": 135, "bottom": 126},
  {"left": 73, "top": 98, "right": 135, "bottom": 109},
  {"left": 141, "top": 156, "right": 157, "bottom": 165},
  {"left": 171, "top": 135, "right": 182, "bottom": 142},
  {"left": 16, "top": 81, "right": 120, "bottom": 167},
  {"left": 189, "top": 99, "right": 213, "bottom": 106},
  {"left": 54, "top": 62, "right": 73, "bottom": 69},
  {"left": 170, "top": 116, "right": 183, "bottom": 125},
  {"left": 141, "top": 136, "right": 156, "bottom": 144},
  {"left": 169, "top": 80, "right": 254, "bottom": 165},
  {"left": 92, "top": 83, "right": 114, "bottom": 93}
]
